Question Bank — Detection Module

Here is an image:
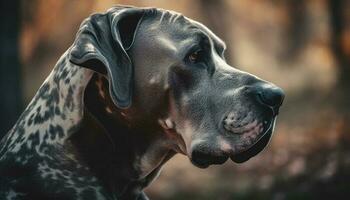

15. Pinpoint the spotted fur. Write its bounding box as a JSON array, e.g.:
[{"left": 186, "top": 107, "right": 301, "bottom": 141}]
[{"left": 0, "top": 52, "right": 112, "bottom": 200}]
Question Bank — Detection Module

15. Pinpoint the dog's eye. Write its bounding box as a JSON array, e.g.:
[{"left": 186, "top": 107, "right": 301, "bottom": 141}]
[{"left": 188, "top": 49, "right": 204, "bottom": 63}]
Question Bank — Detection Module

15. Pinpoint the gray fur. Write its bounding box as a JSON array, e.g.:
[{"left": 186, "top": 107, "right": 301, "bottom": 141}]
[{"left": 0, "top": 5, "right": 284, "bottom": 200}]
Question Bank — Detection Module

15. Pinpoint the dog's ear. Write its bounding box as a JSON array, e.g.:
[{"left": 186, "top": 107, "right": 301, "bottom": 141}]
[{"left": 69, "top": 7, "right": 146, "bottom": 108}]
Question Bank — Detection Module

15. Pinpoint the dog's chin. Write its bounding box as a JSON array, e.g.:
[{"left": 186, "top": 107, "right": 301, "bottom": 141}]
[
  {"left": 190, "top": 155, "right": 229, "bottom": 169},
  {"left": 191, "top": 160, "right": 210, "bottom": 169},
  {"left": 230, "top": 118, "right": 275, "bottom": 163}
]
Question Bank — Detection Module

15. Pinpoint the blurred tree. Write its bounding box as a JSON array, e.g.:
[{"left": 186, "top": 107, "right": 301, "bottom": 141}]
[
  {"left": 0, "top": 0, "right": 23, "bottom": 137},
  {"left": 329, "top": 0, "right": 350, "bottom": 111},
  {"left": 329, "top": 0, "right": 350, "bottom": 86},
  {"left": 328, "top": 1, "right": 350, "bottom": 188},
  {"left": 197, "top": 0, "right": 234, "bottom": 66},
  {"left": 281, "top": 0, "right": 308, "bottom": 62}
]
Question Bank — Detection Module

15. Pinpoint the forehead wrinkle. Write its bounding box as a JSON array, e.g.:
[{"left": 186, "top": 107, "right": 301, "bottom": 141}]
[
  {"left": 155, "top": 9, "right": 185, "bottom": 25},
  {"left": 152, "top": 8, "right": 226, "bottom": 48},
  {"left": 185, "top": 17, "right": 226, "bottom": 50},
  {"left": 156, "top": 35, "right": 178, "bottom": 56},
  {"left": 178, "top": 15, "right": 226, "bottom": 54},
  {"left": 148, "top": 9, "right": 226, "bottom": 56}
]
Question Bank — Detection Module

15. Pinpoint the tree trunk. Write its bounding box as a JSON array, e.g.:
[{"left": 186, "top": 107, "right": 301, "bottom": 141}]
[
  {"left": 328, "top": 0, "right": 350, "bottom": 172},
  {"left": 280, "top": 0, "right": 308, "bottom": 62},
  {"left": 198, "top": 0, "right": 235, "bottom": 66},
  {"left": 329, "top": 0, "right": 350, "bottom": 90},
  {"left": 0, "top": 0, "right": 23, "bottom": 137}
]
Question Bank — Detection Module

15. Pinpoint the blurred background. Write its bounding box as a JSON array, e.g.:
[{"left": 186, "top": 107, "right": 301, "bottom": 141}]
[{"left": 1, "top": 0, "right": 350, "bottom": 199}]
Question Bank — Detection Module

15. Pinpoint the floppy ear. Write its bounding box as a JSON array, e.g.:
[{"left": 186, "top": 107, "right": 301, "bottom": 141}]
[{"left": 69, "top": 6, "right": 145, "bottom": 108}]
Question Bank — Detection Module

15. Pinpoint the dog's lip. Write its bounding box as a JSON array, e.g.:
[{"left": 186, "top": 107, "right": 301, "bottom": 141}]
[
  {"left": 158, "top": 118, "right": 188, "bottom": 155},
  {"left": 230, "top": 117, "right": 275, "bottom": 163},
  {"left": 236, "top": 117, "right": 273, "bottom": 152}
]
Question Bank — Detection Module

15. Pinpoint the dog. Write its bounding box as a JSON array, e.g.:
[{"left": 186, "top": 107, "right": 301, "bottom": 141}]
[{"left": 0, "top": 5, "right": 284, "bottom": 200}]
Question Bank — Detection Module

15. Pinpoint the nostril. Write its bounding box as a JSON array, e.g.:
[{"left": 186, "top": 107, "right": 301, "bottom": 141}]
[{"left": 258, "top": 85, "right": 285, "bottom": 108}]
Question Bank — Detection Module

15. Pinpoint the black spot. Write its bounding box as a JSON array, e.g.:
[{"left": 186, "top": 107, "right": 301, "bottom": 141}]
[
  {"left": 61, "top": 68, "right": 69, "bottom": 79},
  {"left": 49, "top": 124, "right": 65, "bottom": 140},
  {"left": 64, "top": 77, "right": 71, "bottom": 84},
  {"left": 36, "top": 106, "right": 42, "bottom": 113},
  {"left": 64, "top": 86, "right": 75, "bottom": 111},
  {"left": 33, "top": 112, "right": 45, "bottom": 125},
  {"left": 70, "top": 67, "right": 78, "bottom": 77},
  {"left": 27, "top": 131, "right": 40, "bottom": 150},
  {"left": 38, "top": 83, "right": 50, "bottom": 97},
  {"left": 33, "top": 106, "right": 55, "bottom": 125},
  {"left": 55, "top": 106, "right": 61, "bottom": 115},
  {"left": 61, "top": 113, "right": 67, "bottom": 120},
  {"left": 27, "top": 113, "right": 35, "bottom": 126},
  {"left": 45, "top": 88, "right": 60, "bottom": 106}
]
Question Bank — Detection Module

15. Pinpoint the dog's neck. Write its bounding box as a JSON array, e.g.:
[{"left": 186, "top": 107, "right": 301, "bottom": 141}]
[
  {"left": 0, "top": 52, "right": 178, "bottom": 198},
  {"left": 0, "top": 52, "right": 93, "bottom": 158},
  {"left": 68, "top": 73, "right": 176, "bottom": 196}
]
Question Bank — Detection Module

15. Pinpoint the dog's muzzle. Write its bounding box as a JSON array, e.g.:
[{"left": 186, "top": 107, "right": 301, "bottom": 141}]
[
  {"left": 190, "top": 83, "right": 285, "bottom": 167},
  {"left": 228, "top": 83, "right": 284, "bottom": 163}
]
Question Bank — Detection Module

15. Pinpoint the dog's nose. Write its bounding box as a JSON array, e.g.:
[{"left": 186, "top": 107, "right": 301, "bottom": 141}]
[{"left": 257, "top": 83, "right": 285, "bottom": 109}]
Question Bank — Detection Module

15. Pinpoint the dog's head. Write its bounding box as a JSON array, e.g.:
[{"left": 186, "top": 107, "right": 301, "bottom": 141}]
[{"left": 69, "top": 6, "right": 284, "bottom": 168}]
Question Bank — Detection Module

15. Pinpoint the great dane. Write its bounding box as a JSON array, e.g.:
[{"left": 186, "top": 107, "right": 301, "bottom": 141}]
[{"left": 0, "top": 5, "right": 284, "bottom": 200}]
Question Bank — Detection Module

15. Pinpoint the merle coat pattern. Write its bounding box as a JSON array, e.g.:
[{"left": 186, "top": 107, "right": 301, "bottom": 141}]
[{"left": 0, "top": 6, "right": 284, "bottom": 200}]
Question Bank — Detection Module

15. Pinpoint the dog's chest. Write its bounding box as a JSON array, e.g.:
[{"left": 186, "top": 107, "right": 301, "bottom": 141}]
[
  {"left": 0, "top": 57, "right": 112, "bottom": 198},
  {"left": 0, "top": 150, "right": 112, "bottom": 199}
]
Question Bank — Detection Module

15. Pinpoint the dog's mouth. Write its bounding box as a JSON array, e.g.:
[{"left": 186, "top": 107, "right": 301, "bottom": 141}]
[
  {"left": 230, "top": 117, "right": 275, "bottom": 163},
  {"left": 160, "top": 112, "right": 276, "bottom": 167},
  {"left": 189, "top": 116, "right": 276, "bottom": 168}
]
